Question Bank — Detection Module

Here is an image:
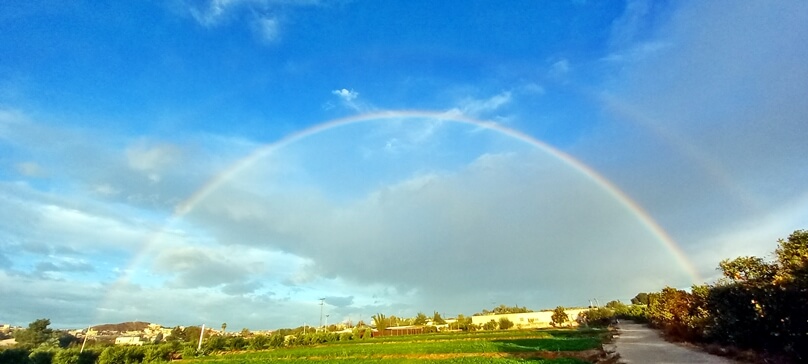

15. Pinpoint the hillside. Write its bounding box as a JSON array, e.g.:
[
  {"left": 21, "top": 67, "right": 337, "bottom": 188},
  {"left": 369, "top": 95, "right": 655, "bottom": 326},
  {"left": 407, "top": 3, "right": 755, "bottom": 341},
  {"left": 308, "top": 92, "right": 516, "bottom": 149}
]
[{"left": 91, "top": 321, "right": 151, "bottom": 332}]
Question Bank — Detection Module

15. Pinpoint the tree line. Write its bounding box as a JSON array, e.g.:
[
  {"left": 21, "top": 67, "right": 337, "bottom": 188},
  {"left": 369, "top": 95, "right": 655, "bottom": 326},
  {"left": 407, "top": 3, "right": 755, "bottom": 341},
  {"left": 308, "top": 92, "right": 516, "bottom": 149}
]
[{"left": 578, "top": 229, "right": 808, "bottom": 362}]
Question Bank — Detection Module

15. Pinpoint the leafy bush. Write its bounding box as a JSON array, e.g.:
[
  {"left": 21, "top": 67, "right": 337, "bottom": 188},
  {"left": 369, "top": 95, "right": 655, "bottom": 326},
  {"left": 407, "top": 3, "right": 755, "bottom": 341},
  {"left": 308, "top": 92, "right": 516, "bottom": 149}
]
[
  {"left": 498, "top": 318, "right": 514, "bottom": 330},
  {"left": 642, "top": 230, "right": 808, "bottom": 361},
  {"left": 142, "top": 344, "right": 174, "bottom": 363},
  {"left": 0, "top": 348, "right": 32, "bottom": 364},
  {"left": 581, "top": 308, "right": 614, "bottom": 327},
  {"left": 551, "top": 306, "right": 569, "bottom": 327},
  {"left": 338, "top": 332, "right": 353, "bottom": 342},
  {"left": 481, "top": 320, "right": 497, "bottom": 331},
  {"left": 646, "top": 286, "right": 709, "bottom": 341},
  {"left": 28, "top": 349, "right": 55, "bottom": 364},
  {"left": 98, "top": 345, "right": 146, "bottom": 364}
]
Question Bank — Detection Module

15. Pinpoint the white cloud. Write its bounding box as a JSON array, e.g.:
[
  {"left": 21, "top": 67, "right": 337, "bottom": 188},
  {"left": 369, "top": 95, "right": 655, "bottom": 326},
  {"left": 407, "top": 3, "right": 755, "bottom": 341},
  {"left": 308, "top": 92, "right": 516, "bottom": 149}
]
[
  {"left": 254, "top": 15, "right": 280, "bottom": 42},
  {"left": 180, "top": 0, "right": 322, "bottom": 45},
  {"left": 125, "top": 141, "right": 182, "bottom": 174},
  {"left": 187, "top": 0, "right": 242, "bottom": 26},
  {"left": 456, "top": 91, "right": 512, "bottom": 117},
  {"left": 331, "top": 88, "right": 370, "bottom": 112},
  {"left": 16, "top": 162, "right": 45, "bottom": 177},
  {"left": 332, "top": 88, "right": 358, "bottom": 101},
  {"left": 549, "top": 59, "right": 570, "bottom": 77}
]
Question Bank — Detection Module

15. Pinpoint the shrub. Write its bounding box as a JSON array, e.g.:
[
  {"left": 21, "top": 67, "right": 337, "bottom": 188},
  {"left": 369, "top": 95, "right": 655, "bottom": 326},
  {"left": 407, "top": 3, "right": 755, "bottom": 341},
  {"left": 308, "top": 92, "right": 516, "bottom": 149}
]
[
  {"left": 0, "top": 348, "right": 32, "bottom": 364},
  {"left": 143, "top": 344, "right": 175, "bottom": 363},
  {"left": 98, "top": 345, "right": 146, "bottom": 364},
  {"left": 28, "top": 349, "right": 55, "bottom": 364},
  {"left": 482, "top": 320, "right": 497, "bottom": 331},
  {"left": 498, "top": 318, "right": 514, "bottom": 330},
  {"left": 582, "top": 308, "right": 614, "bottom": 327},
  {"left": 338, "top": 332, "right": 353, "bottom": 342}
]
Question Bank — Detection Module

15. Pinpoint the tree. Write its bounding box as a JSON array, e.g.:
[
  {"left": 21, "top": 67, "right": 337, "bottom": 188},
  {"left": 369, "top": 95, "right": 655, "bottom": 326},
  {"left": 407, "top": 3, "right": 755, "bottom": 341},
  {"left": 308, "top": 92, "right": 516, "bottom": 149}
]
[
  {"left": 432, "top": 311, "right": 446, "bottom": 325},
  {"left": 630, "top": 293, "right": 650, "bottom": 305},
  {"left": 551, "top": 306, "right": 569, "bottom": 327},
  {"left": 646, "top": 286, "right": 709, "bottom": 341},
  {"left": 476, "top": 304, "right": 533, "bottom": 316},
  {"left": 413, "top": 312, "right": 428, "bottom": 325},
  {"left": 14, "top": 318, "right": 53, "bottom": 348},
  {"left": 775, "top": 229, "right": 808, "bottom": 281},
  {"left": 482, "top": 320, "right": 498, "bottom": 330},
  {"left": 718, "top": 256, "right": 777, "bottom": 283},
  {"left": 372, "top": 313, "right": 389, "bottom": 330},
  {"left": 498, "top": 317, "right": 514, "bottom": 330},
  {"left": 183, "top": 326, "right": 202, "bottom": 347},
  {"left": 167, "top": 326, "right": 186, "bottom": 342}
]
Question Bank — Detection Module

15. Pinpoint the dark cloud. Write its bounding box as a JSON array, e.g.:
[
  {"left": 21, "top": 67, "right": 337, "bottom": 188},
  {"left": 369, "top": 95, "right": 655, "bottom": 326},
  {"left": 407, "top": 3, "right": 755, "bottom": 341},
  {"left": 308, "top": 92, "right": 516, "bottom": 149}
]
[
  {"left": 153, "top": 247, "right": 259, "bottom": 289},
  {"left": 187, "top": 150, "right": 690, "bottom": 311},
  {"left": 221, "top": 281, "right": 263, "bottom": 295},
  {"left": 580, "top": 1, "right": 808, "bottom": 263},
  {"left": 324, "top": 296, "right": 354, "bottom": 308}
]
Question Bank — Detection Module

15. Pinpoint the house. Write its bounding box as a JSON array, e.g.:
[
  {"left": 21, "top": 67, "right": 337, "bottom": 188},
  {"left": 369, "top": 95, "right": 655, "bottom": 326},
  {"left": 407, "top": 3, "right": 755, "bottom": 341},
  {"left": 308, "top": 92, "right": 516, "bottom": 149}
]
[
  {"left": 470, "top": 308, "right": 588, "bottom": 329},
  {"left": 373, "top": 325, "right": 424, "bottom": 337},
  {"left": 114, "top": 336, "right": 145, "bottom": 346}
]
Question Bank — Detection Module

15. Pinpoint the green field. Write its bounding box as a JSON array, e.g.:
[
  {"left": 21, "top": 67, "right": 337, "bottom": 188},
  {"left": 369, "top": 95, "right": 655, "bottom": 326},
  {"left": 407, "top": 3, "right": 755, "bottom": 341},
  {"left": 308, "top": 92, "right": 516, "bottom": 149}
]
[{"left": 185, "top": 329, "right": 605, "bottom": 363}]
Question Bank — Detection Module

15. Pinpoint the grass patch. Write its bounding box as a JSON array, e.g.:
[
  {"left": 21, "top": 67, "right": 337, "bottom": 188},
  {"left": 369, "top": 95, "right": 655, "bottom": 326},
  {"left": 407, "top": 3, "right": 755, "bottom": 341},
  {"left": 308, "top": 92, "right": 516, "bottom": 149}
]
[{"left": 186, "top": 329, "right": 603, "bottom": 363}]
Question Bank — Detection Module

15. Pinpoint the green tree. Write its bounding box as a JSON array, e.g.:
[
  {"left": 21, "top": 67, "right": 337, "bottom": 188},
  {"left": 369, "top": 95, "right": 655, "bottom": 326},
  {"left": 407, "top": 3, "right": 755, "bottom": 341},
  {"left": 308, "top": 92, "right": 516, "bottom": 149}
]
[
  {"left": 53, "top": 348, "right": 99, "bottom": 364},
  {"left": 14, "top": 319, "right": 54, "bottom": 348},
  {"left": 413, "top": 312, "right": 428, "bottom": 325},
  {"left": 432, "top": 311, "right": 446, "bottom": 325},
  {"left": 630, "top": 293, "right": 649, "bottom": 305},
  {"left": 498, "top": 317, "right": 514, "bottom": 330},
  {"left": 551, "top": 306, "right": 569, "bottom": 327},
  {"left": 371, "top": 313, "right": 389, "bottom": 330},
  {"left": 167, "top": 326, "right": 185, "bottom": 342},
  {"left": 718, "top": 256, "right": 777, "bottom": 283},
  {"left": 646, "top": 286, "right": 708, "bottom": 341},
  {"left": 98, "top": 346, "right": 145, "bottom": 364},
  {"left": 451, "top": 314, "right": 474, "bottom": 331},
  {"left": 482, "top": 320, "right": 498, "bottom": 330},
  {"left": 28, "top": 349, "right": 55, "bottom": 364},
  {"left": 775, "top": 229, "right": 808, "bottom": 281},
  {"left": 581, "top": 307, "right": 614, "bottom": 327},
  {"left": 183, "top": 326, "right": 202, "bottom": 347}
]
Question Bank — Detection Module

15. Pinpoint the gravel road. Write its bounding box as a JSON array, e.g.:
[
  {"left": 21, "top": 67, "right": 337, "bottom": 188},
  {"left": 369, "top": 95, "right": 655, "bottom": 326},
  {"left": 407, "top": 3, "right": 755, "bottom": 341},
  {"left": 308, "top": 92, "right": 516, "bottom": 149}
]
[{"left": 610, "top": 321, "right": 737, "bottom": 363}]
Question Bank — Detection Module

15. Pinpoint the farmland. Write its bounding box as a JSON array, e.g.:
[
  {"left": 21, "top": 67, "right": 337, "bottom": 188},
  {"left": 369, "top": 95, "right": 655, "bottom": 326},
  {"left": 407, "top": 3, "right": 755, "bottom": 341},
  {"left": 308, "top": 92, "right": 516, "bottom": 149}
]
[{"left": 185, "top": 329, "right": 607, "bottom": 363}]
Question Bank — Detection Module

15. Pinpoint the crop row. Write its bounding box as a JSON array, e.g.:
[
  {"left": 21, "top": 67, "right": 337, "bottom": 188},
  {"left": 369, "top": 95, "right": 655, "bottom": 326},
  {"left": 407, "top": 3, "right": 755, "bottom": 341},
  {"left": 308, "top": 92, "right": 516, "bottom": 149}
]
[{"left": 188, "top": 336, "right": 600, "bottom": 362}]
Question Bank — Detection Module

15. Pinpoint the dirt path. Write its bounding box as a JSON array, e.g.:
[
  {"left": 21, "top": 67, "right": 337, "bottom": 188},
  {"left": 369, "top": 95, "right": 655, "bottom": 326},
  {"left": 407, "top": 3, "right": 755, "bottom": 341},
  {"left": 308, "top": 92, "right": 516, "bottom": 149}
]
[{"left": 610, "top": 321, "right": 736, "bottom": 363}]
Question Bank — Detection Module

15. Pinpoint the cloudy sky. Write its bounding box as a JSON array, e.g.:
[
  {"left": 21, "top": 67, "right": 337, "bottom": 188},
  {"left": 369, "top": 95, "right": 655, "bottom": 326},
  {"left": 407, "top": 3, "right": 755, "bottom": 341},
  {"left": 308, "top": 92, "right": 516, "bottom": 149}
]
[{"left": 1, "top": 1, "right": 806, "bottom": 330}]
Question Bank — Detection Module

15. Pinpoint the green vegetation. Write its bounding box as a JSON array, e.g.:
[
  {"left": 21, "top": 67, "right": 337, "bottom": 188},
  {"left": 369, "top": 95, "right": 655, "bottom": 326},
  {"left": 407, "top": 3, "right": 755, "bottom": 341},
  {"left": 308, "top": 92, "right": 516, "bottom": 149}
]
[
  {"left": 474, "top": 304, "right": 533, "bottom": 316},
  {"left": 0, "top": 319, "right": 605, "bottom": 364},
  {"left": 183, "top": 329, "right": 602, "bottom": 363},
  {"left": 551, "top": 307, "right": 569, "bottom": 327},
  {"left": 599, "top": 229, "right": 808, "bottom": 362}
]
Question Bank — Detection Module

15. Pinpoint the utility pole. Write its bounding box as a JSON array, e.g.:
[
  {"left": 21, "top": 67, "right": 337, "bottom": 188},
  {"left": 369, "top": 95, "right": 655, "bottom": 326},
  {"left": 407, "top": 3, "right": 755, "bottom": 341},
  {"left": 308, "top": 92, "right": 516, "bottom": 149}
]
[
  {"left": 197, "top": 324, "right": 205, "bottom": 352},
  {"left": 80, "top": 325, "right": 91, "bottom": 353},
  {"left": 319, "top": 298, "right": 325, "bottom": 328}
]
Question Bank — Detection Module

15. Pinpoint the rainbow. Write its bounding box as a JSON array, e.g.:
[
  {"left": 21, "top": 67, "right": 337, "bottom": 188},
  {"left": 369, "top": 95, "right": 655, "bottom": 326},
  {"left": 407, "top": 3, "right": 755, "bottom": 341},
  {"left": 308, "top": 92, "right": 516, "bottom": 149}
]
[{"left": 162, "top": 110, "right": 701, "bottom": 283}]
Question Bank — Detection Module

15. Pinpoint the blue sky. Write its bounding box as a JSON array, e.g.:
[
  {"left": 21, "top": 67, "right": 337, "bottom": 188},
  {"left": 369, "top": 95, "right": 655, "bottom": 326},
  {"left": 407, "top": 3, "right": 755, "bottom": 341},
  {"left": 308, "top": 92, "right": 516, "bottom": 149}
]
[{"left": 1, "top": 0, "right": 807, "bottom": 330}]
